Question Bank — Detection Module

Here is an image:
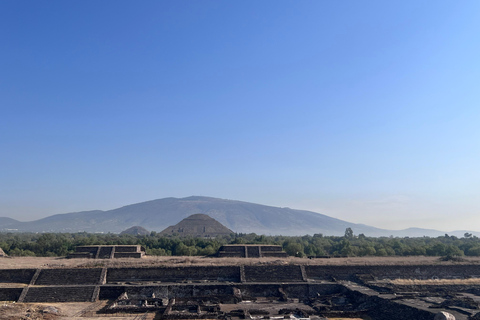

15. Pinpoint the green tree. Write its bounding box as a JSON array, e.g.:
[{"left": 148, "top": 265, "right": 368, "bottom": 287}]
[
  {"left": 344, "top": 227, "right": 354, "bottom": 239},
  {"left": 284, "top": 242, "right": 304, "bottom": 257}
]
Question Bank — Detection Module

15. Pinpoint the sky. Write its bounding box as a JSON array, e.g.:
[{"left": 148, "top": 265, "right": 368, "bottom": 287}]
[{"left": 1, "top": 1, "right": 480, "bottom": 232}]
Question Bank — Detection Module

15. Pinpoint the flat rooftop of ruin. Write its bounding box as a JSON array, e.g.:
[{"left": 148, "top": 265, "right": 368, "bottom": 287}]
[{"left": 2, "top": 255, "right": 480, "bottom": 269}]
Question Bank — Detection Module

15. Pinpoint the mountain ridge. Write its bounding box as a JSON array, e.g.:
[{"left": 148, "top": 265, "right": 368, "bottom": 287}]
[{"left": 0, "top": 196, "right": 478, "bottom": 237}]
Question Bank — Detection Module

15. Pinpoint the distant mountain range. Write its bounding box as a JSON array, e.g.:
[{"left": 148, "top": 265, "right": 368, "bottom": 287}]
[{"left": 0, "top": 196, "right": 478, "bottom": 237}]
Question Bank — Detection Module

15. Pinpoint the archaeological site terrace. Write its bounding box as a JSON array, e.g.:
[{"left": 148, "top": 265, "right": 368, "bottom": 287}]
[{"left": 1, "top": 256, "right": 480, "bottom": 319}]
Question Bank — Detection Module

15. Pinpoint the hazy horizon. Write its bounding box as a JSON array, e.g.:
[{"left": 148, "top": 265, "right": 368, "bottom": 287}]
[{"left": 2, "top": 2, "right": 479, "bottom": 232}]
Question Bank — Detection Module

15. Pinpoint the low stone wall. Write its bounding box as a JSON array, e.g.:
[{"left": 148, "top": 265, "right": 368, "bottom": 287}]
[
  {"left": 244, "top": 265, "right": 304, "bottom": 282},
  {"left": 247, "top": 246, "right": 260, "bottom": 258},
  {"left": 115, "top": 245, "right": 142, "bottom": 253},
  {"left": 0, "top": 288, "right": 23, "bottom": 301},
  {"left": 305, "top": 265, "right": 480, "bottom": 281},
  {"left": 106, "top": 266, "right": 241, "bottom": 283},
  {"left": 262, "top": 252, "right": 288, "bottom": 257},
  {"left": 23, "top": 286, "right": 96, "bottom": 302},
  {"left": 71, "top": 245, "right": 145, "bottom": 259},
  {"left": 0, "top": 269, "right": 35, "bottom": 284},
  {"left": 217, "top": 245, "right": 287, "bottom": 258},
  {"left": 113, "top": 252, "right": 143, "bottom": 259},
  {"left": 75, "top": 246, "right": 100, "bottom": 254},
  {"left": 260, "top": 245, "right": 285, "bottom": 252},
  {"left": 35, "top": 268, "right": 103, "bottom": 285}
]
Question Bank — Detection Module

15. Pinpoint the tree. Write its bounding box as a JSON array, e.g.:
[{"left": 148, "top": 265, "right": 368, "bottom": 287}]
[
  {"left": 284, "top": 242, "right": 304, "bottom": 257},
  {"left": 344, "top": 227, "right": 354, "bottom": 239}
]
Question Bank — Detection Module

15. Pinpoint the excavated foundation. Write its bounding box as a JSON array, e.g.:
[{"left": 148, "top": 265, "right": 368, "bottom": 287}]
[{"left": 1, "top": 264, "right": 480, "bottom": 319}]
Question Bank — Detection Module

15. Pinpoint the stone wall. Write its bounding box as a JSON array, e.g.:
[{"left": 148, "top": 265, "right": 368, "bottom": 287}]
[
  {"left": 0, "top": 288, "right": 23, "bottom": 301},
  {"left": 0, "top": 269, "right": 35, "bottom": 284},
  {"left": 35, "top": 268, "right": 103, "bottom": 285},
  {"left": 217, "top": 245, "right": 287, "bottom": 258},
  {"left": 113, "top": 252, "right": 143, "bottom": 258},
  {"left": 247, "top": 246, "right": 260, "bottom": 258},
  {"left": 220, "top": 246, "right": 247, "bottom": 253},
  {"left": 262, "top": 252, "right": 289, "bottom": 257},
  {"left": 23, "top": 286, "right": 96, "bottom": 302},
  {"left": 106, "top": 266, "right": 241, "bottom": 283},
  {"left": 244, "top": 265, "right": 304, "bottom": 282},
  {"left": 70, "top": 245, "right": 145, "bottom": 259},
  {"left": 75, "top": 246, "right": 100, "bottom": 254},
  {"left": 305, "top": 265, "right": 480, "bottom": 281},
  {"left": 115, "top": 245, "right": 142, "bottom": 252}
]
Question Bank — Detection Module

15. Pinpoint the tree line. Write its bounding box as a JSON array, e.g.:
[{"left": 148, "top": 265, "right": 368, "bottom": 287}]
[{"left": 1, "top": 229, "right": 479, "bottom": 258}]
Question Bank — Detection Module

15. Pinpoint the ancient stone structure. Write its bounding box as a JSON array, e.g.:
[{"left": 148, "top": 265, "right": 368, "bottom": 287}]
[
  {"left": 0, "top": 247, "right": 6, "bottom": 257},
  {"left": 120, "top": 226, "right": 150, "bottom": 236},
  {"left": 2, "top": 263, "right": 480, "bottom": 319},
  {"left": 159, "top": 213, "right": 233, "bottom": 237},
  {"left": 67, "top": 245, "right": 145, "bottom": 259},
  {"left": 217, "top": 244, "right": 288, "bottom": 258}
]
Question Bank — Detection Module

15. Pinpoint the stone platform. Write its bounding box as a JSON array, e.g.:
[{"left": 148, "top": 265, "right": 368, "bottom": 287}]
[{"left": 1, "top": 263, "right": 480, "bottom": 319}]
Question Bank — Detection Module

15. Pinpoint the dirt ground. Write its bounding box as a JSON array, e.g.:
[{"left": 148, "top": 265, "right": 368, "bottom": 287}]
[
  {"left": 2, "top": 255, "right": 480, "bottom": 269},
  {"left": 0, "top": 301, "right": 366, "bottom": 320},
  {"left": 0, "top": 301, "right": 146, "bottom": 320}
]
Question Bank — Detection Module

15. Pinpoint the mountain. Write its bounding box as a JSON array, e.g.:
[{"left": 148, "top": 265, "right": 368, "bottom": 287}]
[
  {"left": 159, "top": 213, "right": 233, "bottom": 237},
  {"left": 0, "top": 196, "right": 478, "bottom": 237},
  {"left": 0, "top": 217, "right": 21, "bottom": 231}
]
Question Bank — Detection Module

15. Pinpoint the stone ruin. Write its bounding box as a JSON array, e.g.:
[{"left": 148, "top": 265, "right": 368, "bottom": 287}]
[
  {"left": 159, "top": 213, "right": 234, "bottom": 238},
  {"left": 3, "top": 263, "right": 480, "bottom": 319},
  {"left": 0, "top": 247, "right": 6, "bottom": 257},
  {"left": 67, "top": 245, "right": 145, "bottom": 259},
  {"left": 217, "top": 244, "right": 288, "bottom": 258}
]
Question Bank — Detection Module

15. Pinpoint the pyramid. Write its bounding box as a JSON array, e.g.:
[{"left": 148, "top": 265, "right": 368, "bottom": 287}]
[
  {"left": 159, "top": 214, "right": 233, "bottom": 237},
  {"left": 120, "top": 226, "right": 150, "bottom": 236}
]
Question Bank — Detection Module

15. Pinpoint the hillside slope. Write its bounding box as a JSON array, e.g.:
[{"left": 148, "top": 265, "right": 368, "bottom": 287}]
[{"left": 0, "top": 196, "right": 477, "bottom": 237}]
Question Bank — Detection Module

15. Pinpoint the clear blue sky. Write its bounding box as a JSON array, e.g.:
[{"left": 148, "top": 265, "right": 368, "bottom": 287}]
[{"left": 1, "top": 1, "right": 479, "bottom": 232}]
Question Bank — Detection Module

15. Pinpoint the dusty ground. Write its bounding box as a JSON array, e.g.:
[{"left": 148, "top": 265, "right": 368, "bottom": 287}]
[
  {"left": 2, "top": 255, "right": 480, "bottom": 269},
  {"left": 0, "top": 301, "right": 365, "bottom": 320},
  {"left": 0, "top": 301, "right": 148, "bottom": 320}
]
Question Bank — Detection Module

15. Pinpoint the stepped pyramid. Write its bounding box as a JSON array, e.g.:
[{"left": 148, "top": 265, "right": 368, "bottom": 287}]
[{"left": 159, "top": 214, "right": 233, "bottom": 237}]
